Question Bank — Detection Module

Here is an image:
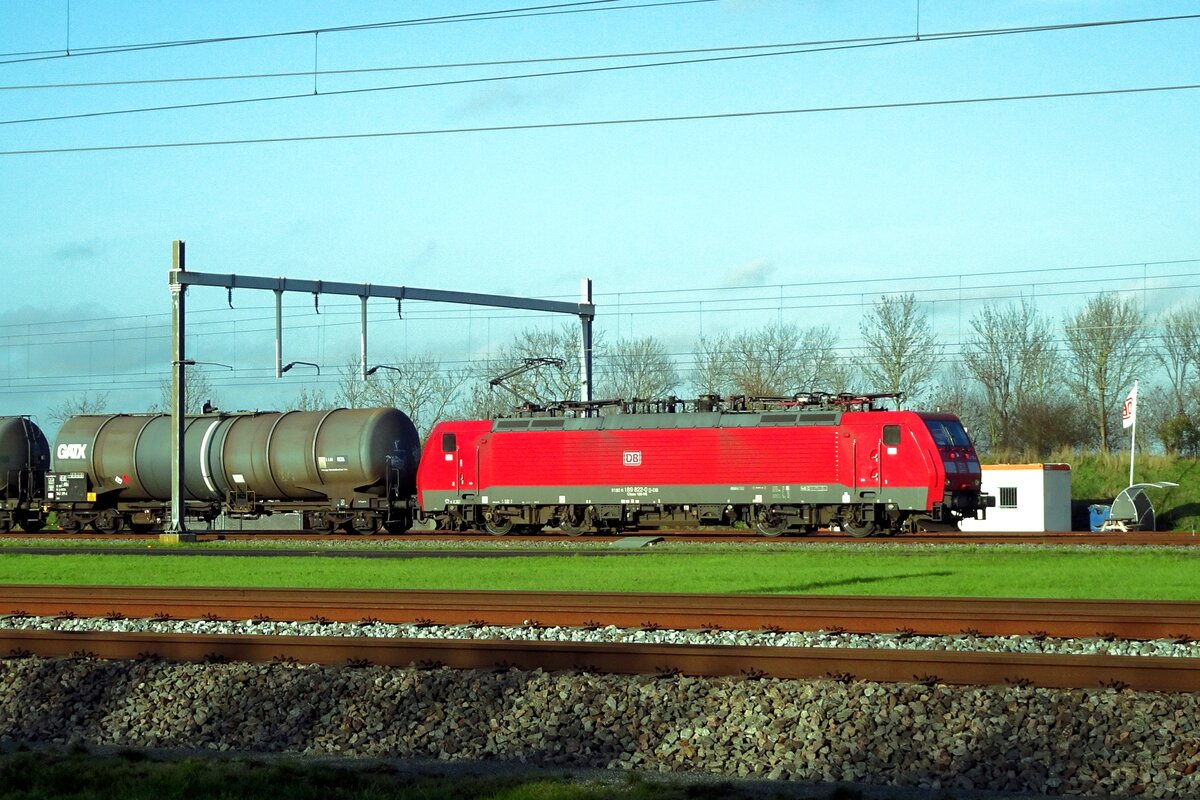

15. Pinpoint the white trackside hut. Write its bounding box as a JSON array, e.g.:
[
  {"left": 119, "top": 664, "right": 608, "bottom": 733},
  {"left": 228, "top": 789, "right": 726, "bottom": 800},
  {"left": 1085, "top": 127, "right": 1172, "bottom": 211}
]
[{"left": 959, "top": 464, "right": 1073, "bottom": 533}]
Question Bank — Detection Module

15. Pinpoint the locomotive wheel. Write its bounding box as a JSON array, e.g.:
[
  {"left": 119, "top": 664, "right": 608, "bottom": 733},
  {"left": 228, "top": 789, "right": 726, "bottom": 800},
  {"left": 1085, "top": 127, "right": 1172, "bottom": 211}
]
[
  {"left": 841, "top": 515, "right": 877, "bottom": 537},
  {"left": 557, "top": 508, "right": 589, "bottom": 536},
  {"left": 484, "top": 517, "right": 513, "bottom": 536},
  {"left": 559, "top": 519, "right": 586, "bottom": 536},
  {"left": 754, "top": 509, "right": 788, "bottom": 537},
  {"left": 755, "top": 521, "right": 787, "bottom": 537},
  {"left": 0, "top": 516, "right": 11, "bottom": 534}
]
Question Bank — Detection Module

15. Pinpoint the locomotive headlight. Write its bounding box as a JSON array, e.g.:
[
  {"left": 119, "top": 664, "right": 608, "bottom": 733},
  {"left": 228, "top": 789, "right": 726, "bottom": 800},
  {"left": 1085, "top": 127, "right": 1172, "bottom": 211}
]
[{"left": 945, "top": 478, "right": 952, "bottom": 487}]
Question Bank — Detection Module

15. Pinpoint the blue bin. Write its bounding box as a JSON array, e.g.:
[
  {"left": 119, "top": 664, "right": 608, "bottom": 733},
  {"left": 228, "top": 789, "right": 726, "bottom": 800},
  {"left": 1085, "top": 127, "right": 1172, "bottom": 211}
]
[{"left": 1088, "top": 504, "right": 1112, "bottom": 533}]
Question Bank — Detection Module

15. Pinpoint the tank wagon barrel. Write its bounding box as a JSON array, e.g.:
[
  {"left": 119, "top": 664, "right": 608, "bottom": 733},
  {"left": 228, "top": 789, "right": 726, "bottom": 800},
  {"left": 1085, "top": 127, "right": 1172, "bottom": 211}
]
[{"left": 49, "top": 408, "right": 420, "bottom": 534}]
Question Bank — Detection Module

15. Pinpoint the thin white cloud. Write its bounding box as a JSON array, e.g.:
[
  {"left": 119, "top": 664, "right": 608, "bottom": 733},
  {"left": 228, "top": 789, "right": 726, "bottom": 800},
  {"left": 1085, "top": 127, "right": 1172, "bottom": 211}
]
[{"left": 722, "top": 259, "right": 775, "bottom": 287}]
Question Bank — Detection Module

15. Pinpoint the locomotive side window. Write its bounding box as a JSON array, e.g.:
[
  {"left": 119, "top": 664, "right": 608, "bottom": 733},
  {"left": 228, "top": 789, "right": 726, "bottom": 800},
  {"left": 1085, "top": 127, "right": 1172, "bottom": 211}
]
[
  {"left": 883, "top": 425, "right": 901, "bottom": 446},
  {"left": 441, "top": 433, "right": 457, "bottom": 453}
]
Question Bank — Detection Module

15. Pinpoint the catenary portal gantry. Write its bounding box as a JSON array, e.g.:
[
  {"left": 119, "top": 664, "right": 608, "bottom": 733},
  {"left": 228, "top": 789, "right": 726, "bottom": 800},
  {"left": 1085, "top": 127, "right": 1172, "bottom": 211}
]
[{"left": 166, "top": 240, "right": 596, "bottom": 534}]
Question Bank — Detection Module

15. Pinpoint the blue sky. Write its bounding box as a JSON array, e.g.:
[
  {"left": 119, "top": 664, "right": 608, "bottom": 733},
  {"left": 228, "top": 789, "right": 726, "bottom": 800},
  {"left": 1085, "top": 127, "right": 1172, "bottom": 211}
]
[{"left": 1, "top": 0, "right": 1198, "bottom": 430}]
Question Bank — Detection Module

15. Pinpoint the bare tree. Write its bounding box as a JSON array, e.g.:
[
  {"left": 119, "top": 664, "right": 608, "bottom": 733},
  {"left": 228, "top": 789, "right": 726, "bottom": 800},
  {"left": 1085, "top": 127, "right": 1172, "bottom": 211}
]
[
  {"left": 1155, "top": 304, "right": 1200, "bottom": 417},
  {"left": 47, "top": 391, "right": 110, "bottom": 424},
  {"left": 459, "top": 323, "right": 597, "bottom": 417},
  {"left": 1062, "top": 295, "right": 1149, "bottom": 452},
  {"left": 858, "top": 293, "right": 941, "bottom": 407},
  {"left": 292, "top": 386, "right": 331, "bottom": 411},
  {"left": 599, "top": 336, "right": 680, "bottom": 399},
  {"left": 152, "top": 369, "right": 221, "bottom": 415},
  {"left": 730, "top": 322, "right": 839, "bottom": 396},
  {"left": 962, "top": 299, "right": 1058, "bottom": 451},
  {"left": 334, "top": 354, "right": 465, "bottom": 439},
  {"left": 690, "top": 323, "right": 839, "bottom": 398},
  {"left": 691, "top": 333, "right": 737, "bottom": 396}
]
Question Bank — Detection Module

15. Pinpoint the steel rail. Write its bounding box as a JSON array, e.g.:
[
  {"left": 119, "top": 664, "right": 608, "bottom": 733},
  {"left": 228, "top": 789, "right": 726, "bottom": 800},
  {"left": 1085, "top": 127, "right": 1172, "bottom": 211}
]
[
  {"left": 3, "top": 585, "right": 1200, "bottom": 640},
  {"left": 7, "top": 529, "right": 1199, "bottom": 545},
  {"left": 3, "top": 628, "right": 1198, "bottom": 691}
]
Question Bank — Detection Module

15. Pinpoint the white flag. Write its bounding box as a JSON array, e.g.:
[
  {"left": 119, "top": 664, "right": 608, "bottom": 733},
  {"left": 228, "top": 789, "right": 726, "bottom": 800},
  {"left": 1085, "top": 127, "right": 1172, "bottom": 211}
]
[{"left": 1122, "top": 382, "right": 1138, "bottom": 429}]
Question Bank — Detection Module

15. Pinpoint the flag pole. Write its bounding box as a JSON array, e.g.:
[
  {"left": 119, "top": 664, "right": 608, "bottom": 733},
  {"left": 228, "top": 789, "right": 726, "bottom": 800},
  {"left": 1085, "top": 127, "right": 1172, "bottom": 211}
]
[{"left": 1128, "top": 379, "right": 1138, "bottom": 487}]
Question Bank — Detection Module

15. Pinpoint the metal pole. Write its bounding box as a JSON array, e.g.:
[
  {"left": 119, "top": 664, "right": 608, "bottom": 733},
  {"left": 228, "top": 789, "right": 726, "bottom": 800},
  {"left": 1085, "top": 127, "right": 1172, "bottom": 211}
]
[
  {"left": 360, "top": 294, "right": 368, "bottom": 381},
  {"left": 168, "top": 240, "right": 187, "bottom": 533},
  {"left": 274, "top": 288, "right": 283, "bottom": 378},
  {"left": 580, "top": 277, "right": 593, "bottom": 405}
]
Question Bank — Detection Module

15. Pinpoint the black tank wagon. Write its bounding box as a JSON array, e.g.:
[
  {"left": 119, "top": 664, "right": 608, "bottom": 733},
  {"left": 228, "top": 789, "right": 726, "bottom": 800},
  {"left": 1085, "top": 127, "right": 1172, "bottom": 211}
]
[
  {"left": 49, "top": 408, "right": 420, "bottom": 533},
  {"left": 0, "top": 416, "right": 49, "bottom": 532}
]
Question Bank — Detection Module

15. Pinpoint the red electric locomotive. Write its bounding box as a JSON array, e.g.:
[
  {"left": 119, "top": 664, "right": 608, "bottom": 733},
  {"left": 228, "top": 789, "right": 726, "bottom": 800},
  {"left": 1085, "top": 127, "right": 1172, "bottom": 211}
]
[{"left": 416, "top": 393, "right": 993, "bottom": 536}]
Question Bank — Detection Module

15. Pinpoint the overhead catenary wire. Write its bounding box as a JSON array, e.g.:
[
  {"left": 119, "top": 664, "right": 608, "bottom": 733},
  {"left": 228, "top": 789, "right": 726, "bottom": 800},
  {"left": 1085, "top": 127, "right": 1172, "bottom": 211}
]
[
  {"left": 4, "top": 13, "right": 1200, "bottom": 128},
  {"left": 1, "top": 257, "right": 1197, "bottom": 333},
  {"left": 3, "top": 12, "right": 1197, "bottom": 94},
  {"left": 0, "top": 0, "right": 715, "bottom": 65},
  {"left": 4, "top": 82, "right": 1199, "bottom": 157}
]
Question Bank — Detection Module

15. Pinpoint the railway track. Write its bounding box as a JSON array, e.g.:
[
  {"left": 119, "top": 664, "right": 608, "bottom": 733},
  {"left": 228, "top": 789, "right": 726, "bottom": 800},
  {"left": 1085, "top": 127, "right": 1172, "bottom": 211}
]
[
  {"left": 4, "top": 585, "right": 1200, "bottom": 639},
  {"left": 6, "top": 627, "right": 1198, "bottom": 691},
  {"left": 4, "top": 529, "right": 1198, "bottom": 545},
  {"left": 4, "top": 586, "right": 1200, "bottom": 691}
]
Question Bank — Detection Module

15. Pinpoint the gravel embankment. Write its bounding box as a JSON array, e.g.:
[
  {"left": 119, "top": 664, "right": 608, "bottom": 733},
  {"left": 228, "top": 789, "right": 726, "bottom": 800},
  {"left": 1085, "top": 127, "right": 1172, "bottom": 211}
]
[
  {"left": 2, "top": 615, "right": 1200, "bottom": 797},
  {"left": 1, "top": 656, "right": 1196, "bottom": 798},
  {"left": 5, "top": 614, "right": 1200, "bottom": 658}
]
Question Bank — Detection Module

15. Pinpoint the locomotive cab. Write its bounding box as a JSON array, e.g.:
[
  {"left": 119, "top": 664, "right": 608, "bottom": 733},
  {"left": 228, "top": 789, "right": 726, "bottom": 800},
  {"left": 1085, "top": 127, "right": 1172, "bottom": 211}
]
[{"left": 920, "top": 414, "right": 993, "bottom": 523}]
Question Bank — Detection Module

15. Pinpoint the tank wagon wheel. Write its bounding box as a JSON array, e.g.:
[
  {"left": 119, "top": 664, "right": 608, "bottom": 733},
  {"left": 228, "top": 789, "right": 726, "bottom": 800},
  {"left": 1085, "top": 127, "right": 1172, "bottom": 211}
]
[
  {"left": 352, "top": 513, "right": 383, "bottom": 535},
  {"left": 92, "top": 510, "right": 124, "bottom": 535},
  {"left": 59, "top": 516, "right": 83, "bottom": 533},
  {"left": 310, "top": 515, "right": 337, "bottom": 534},
  {"left": 127, "top": 522, "right": 159, "bottom": 534},
  {"left": 0, "top": 516, "right": 11, "bottom": 534}
]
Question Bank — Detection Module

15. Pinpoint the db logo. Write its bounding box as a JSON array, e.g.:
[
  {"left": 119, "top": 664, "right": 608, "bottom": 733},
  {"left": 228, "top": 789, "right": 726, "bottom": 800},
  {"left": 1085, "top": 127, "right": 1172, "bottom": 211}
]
[
  {"left": 57, "top": 443, "right": 88, "bottom": 460},
  {"left": 622, "top": 451, "right": 642, "bottom": 466}
]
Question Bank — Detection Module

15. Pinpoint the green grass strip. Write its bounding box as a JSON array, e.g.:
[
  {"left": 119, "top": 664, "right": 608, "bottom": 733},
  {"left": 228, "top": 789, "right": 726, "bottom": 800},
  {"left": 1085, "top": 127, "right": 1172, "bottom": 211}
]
[
  {"left": 2, "top": 547, "right": 1199, "bottom": 599},
  {"left": 0, "top": 747, "right": 739, "bottom": 800}
]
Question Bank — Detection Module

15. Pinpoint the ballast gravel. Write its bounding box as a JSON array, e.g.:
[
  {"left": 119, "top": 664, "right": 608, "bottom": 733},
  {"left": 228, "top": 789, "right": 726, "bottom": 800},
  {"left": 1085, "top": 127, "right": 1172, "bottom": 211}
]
[
  {"left": 2, "top": 616, "right": 1200, "bottom": 797},
  {"left": 2, "top": 655, "right": 1198, "bottom": 799},
  {"left": 4, "top": 613, "right": 1200, "bottom": 658}
]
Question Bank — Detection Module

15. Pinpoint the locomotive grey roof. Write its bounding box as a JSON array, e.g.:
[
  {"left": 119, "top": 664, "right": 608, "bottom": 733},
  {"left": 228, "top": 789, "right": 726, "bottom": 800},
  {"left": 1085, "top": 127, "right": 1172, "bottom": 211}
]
[{"left": 492, "top": 409, "right": 842, "bottom": 432}]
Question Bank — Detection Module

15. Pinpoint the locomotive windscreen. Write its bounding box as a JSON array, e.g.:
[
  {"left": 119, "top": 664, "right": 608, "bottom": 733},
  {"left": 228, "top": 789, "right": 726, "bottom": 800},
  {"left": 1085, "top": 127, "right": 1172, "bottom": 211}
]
[{"left": 924, "top": 419, "right": 972, "bottom": 448}]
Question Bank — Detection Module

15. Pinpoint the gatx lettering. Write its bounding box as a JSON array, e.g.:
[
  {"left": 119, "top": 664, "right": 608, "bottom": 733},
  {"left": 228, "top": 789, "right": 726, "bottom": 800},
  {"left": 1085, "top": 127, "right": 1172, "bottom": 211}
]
[{"left": 57, "top": 443, "right": 88, "bottom": 459}]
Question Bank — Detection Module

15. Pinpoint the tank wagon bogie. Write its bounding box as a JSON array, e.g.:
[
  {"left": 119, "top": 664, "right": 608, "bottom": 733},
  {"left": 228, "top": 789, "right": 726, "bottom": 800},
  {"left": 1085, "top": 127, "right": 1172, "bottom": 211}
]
[{"left": 416, "top": 400, "right": 993, "bottom": 537}]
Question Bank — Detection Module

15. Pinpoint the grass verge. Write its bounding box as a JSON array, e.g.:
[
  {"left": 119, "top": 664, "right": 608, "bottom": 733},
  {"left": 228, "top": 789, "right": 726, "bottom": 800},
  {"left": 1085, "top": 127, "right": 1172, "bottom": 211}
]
[
  {"left": 2, "top": 545, "right": 1200, "bottom": 600},
  {"left": 0, "top": 746, "right": 768, "bottom": 800}
]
